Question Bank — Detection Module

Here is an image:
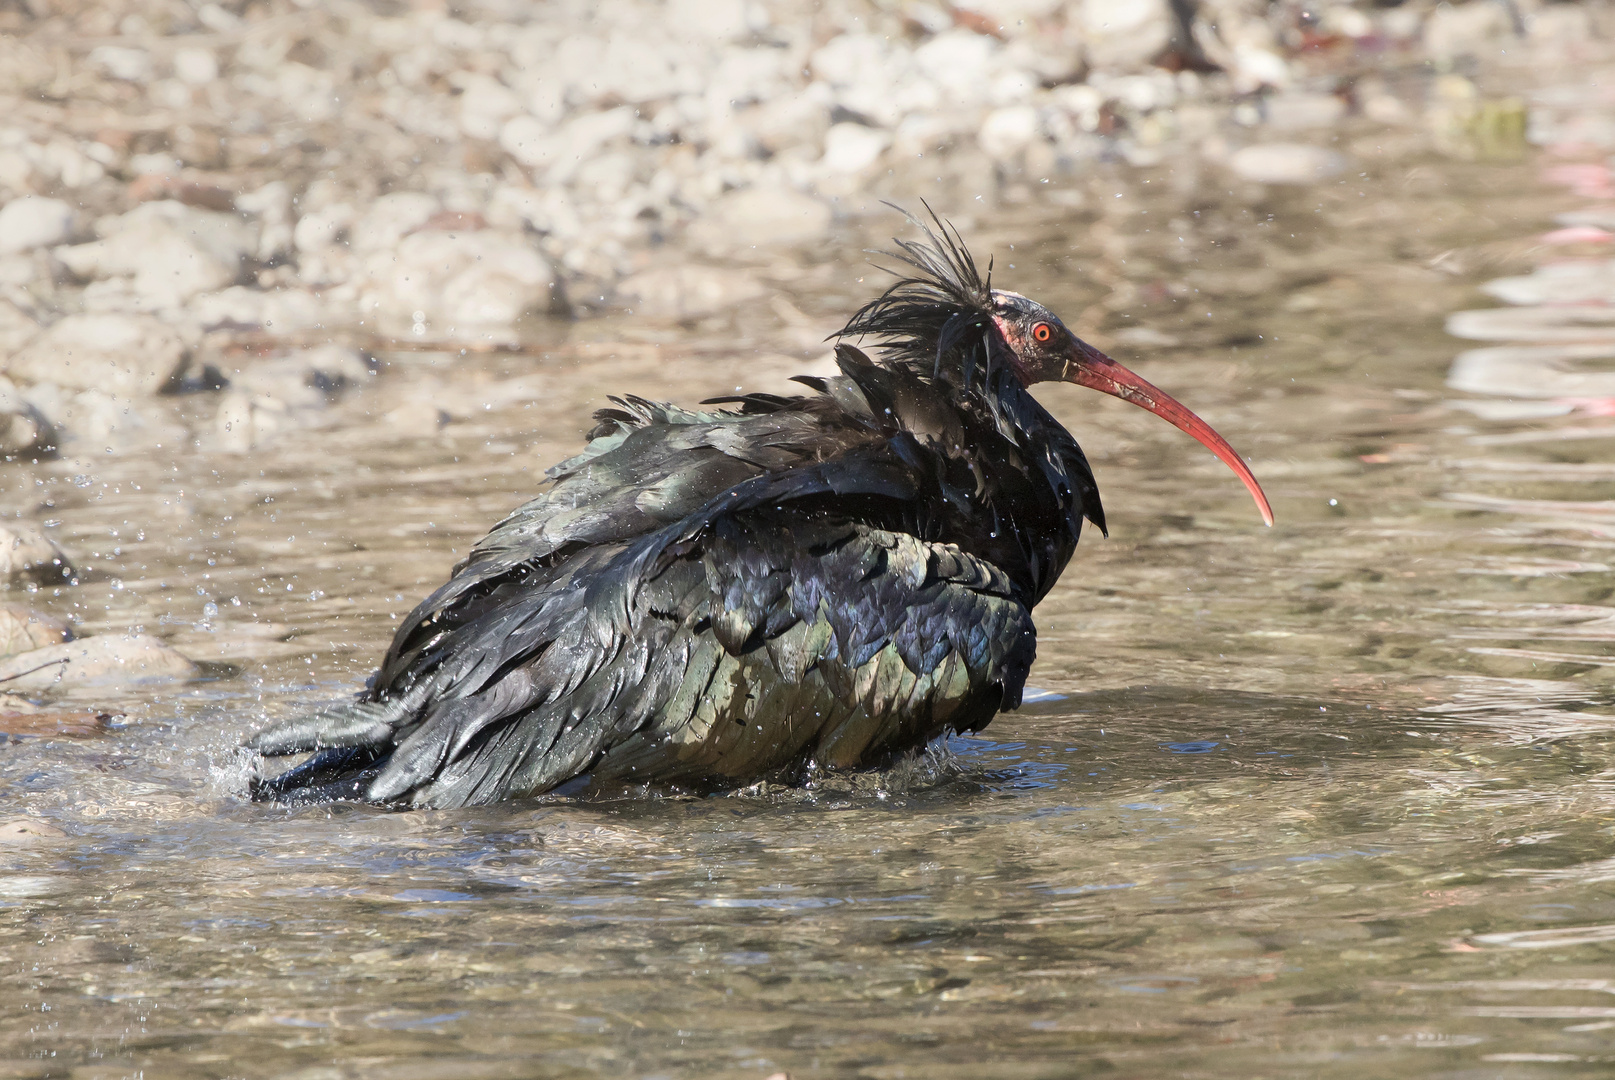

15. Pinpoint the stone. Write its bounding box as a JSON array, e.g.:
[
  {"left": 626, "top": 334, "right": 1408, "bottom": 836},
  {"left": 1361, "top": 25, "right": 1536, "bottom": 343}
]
[
  {"left": 292, "top": 202, "right": 356, "bottom": 253},
  {"left": 616, "top": 264, "right": 768, "bottom": 320},
  {"left": 0, "top": 196, "right": 74, "bottom": 256},
  {"left": 1264, "top": 92, "right": 1347, "bottom": 131},
  {"left": 821, "top": 123, "right": 890, "bottom": 174},
  {"left": 28, "top": 388, "right": 186, "bottom": 455},
  {"left": 349, "top": 192, "right": 442, "bottom": 253},
  {"left": 1448, "top": 344, "right": 1615, "bottom": 400},
  {"left": 88, "top": 45, "right": 153, "bottom": 82},
  {"left": 0, "top": 604, "right": 69, "bottom": 656},
  {"left": 0, "top": 819, "right": 68, "bottom": 846},
  {"left": 1448, "top": 307, "right": 1615, "bottom": 344},
  {"left": 0, "top": 520, "right": 71, "bottom": 587},
  {"left": 686, "top": 187, "right": 832, "bottom": 253},
  {"left": 191, "top": 286, "right": 329, "bottom": 334},
  {"left": 54, "top": 201, "right": 255, "bottom": 307},
  {"left": 1228, "top": 143, "right": 1346, "bottom": 184},
  {"left": 1483, "top": 262, "right": 1615, "bottom": 307},
  {"left": 501, "top": 107, "right": 635, "bottom": 181},
  {"left": 0, "top": 376, "right": 52, "bottom": 456},
  {"left": 979, "top": 107, "right": 1042, "bottom": 161},
  {"left": 0, "top": 634, "right": 198, "bottom": 690},
  {"left": 1078, "top": 0, "right": 1176, "bottom": 72},
  {"left": 360, "top": 229, "right": 557, "bottom": 332},
  {"left": 6, "top": 313, "right": 187, "bottom": 395},
  {"left": 173, "top": 46, "right": 219, "bottom": 86},
  {"left": 0, "top": 299, "right": 40, "bottom": 354}
]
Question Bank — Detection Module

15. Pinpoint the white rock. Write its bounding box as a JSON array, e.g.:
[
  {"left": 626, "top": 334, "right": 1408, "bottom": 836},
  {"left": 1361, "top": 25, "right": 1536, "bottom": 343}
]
[
  {"left": 1078, "top": 0, "right": 1175, "bottom": 72},
  {"left": 914, "top": 30, "right": 999, "bottom": 107},
  {"left": 1264, "top": 92, "right": 1347, "bottom": 131},
  {"left": 6, "top": 313, "right": 187, "bottom": 395},
  {"left": 1448, "top": 307, "right": 1615, "bottom": 344},
  {"left": 191, "top": 286, "right": 329, "bottom": 334},
  {"left": 1425, "top": 0, "right": 1517, "bottom": 64},
  {"left": 979, "top": 107, "right": 1042, "bottom": 161},
  {"left": 236, "top": 181, "right": 294, "bottom": 261},
  {"left": 502, "top": 108, "right": 636, "bottom": 182},
  {"left": 455, "top": 74, "right": 523, "bottom": 141},
  {"left": 55, "top": 201, "right": 255, "bottom": 307},
  {"left": 0, "top": 299, "right": 40, "bottom": 354},
  {"left": 1483, "top": 262, "right": 1615, "bottom": 307},
  {"left": 0, "top": 634, "right": 197, "bottom": 689},
  {"left": 0, "top": 605, "right": 68, "bottom": 656},
  {"left": 821, "top": 123, "right": 890, "bottom": 174},
  {"left": 616, "top": 264, "right": 767, "bottom": 320},
  {"left": 173, "top": 46, "right": 219, "bottom": 85},
  {"left": 0, "top": 521, "right": 71, "bottom": 587},
  {"left": 687, "top": 187, "right": 832, "bottom": 252},
  {"left": 88, "top": 45, "right": 153, "bottom": 82},
  {"left": 37, "top": 388, "right": 187, "bottom": 455},
  {"left": 1449, "top": 343, "right": 1615, "bottom": 400},
  {"left": 667, "top": 0, "right": 749, "bottom": 42},
  {"left": 0, "top": 376, "right": 52, "bottom": 456},
  {"left": 349, "top": 192, "right": 442, "bottom": 253},
  {"left": 0, "top": 197, "right": 74, "bottom": 256},
  {"left": 292, "top": 203, "right": 355, "bottom": 253},
  {"left": 1228, "top": 143, "right": 1346, "bottom": 184},
  {"left": 361, "top": 229, "right": 556, "bottom": 331}
]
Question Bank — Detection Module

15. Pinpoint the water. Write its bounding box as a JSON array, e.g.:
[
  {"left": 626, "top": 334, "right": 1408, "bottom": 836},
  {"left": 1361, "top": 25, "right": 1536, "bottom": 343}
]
[{"left": 6, "top": 117, "right": 1615, "bottom": 1078}]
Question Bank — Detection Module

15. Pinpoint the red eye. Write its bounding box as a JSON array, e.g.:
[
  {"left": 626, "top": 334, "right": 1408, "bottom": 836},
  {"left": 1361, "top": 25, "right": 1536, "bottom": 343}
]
[{"left": 1032, "top": 322, "right": 1052, "bottom": 343}]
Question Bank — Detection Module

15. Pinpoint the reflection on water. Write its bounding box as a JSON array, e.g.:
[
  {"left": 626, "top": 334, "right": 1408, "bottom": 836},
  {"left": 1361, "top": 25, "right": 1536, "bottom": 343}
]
[{"left": 7, "top": 95, "right": 1615, "bottom": 1080}]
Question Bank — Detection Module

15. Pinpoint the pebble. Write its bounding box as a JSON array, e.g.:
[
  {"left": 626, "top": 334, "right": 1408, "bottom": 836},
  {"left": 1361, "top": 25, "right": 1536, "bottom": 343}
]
[
  {"left": 0, "top": 376, "right": 52, "bottom": 456},
  {"left": 0, "top": 604, "right": 69, "bottom": 656},
  {"left": 0, "top": 634, "right": 198, "bottom": 690},
  {"left": 616, "top": 264, "right": 768, "bottom": 321},
  {"left": 1448, "top": 307, "right": 1615, "bottom": 343},
  {"left": 687, "top": 187, "right": 833, "bottom": 253},
  {"left": 1228, "top": 143, "right": 1347, "bottom": 184},
  {"left": 0, "top": 298, "right": 40, "bottom": 354},
  {"left": 0, "top": 196, "right": 74, "bottom": 256},
  {"left": 6, "top": 313, "right": 188, "bottom": 395},
  {"left": 360, "top": 229, "right": 557, "bottom": 333},
  {"left": 0, "top": 520, "right": 72, "bottom": 587},
  {"left": 1483, "top": 261, "right": 1615, "bottom": 306},
  {"left": 1448, "top": 344, "right": 1615, "bottom": 400},
  {"left": 56, "top": 200, "right": 255, "bottom": 308}
]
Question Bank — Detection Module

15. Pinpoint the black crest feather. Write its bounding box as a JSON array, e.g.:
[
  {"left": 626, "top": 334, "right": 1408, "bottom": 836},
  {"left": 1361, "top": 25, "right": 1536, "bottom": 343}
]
[{"left": 838, "top": 203, "right": 993, "bottom": 375}]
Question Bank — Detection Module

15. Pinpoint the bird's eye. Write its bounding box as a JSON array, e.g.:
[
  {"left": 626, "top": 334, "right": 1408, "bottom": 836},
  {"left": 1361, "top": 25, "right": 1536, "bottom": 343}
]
[{"left": 1032, "top": 322, "right": 1052, "bottom": 343}]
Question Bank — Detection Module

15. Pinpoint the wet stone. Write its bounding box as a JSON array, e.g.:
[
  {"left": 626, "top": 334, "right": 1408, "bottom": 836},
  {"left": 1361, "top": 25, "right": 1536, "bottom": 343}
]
[
  {"left": 0, "top": 196, "right": 75, "bottom": 256},
  {"left": 1228, "top": 143, "right": 1347, "bottom": 184},
  {"left": 0, "top": 520, "right": 72, "bottom": 587},
  {"left": 0, "top": 634, "right": 198, "bottom": 690},
  {"left": 5, "top": 313, "right": 188, "bottom": 396},
  {"left": 0, "top": 604, "right": 69, "bottom": 656}
]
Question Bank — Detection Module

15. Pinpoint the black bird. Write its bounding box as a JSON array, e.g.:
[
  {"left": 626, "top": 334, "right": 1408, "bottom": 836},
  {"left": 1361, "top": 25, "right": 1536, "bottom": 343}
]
[{"left": 249, "top": 214, "right": 1271, "bottom": 808}]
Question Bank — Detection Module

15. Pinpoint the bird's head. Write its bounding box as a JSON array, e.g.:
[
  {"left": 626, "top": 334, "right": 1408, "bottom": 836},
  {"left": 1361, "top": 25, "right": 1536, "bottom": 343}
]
[
  {"left": 842, "top": 208, "right": 1273, "bottom": 527},
  {"left": 986, "top": 290, "right": 1273, "bottom": 526}
]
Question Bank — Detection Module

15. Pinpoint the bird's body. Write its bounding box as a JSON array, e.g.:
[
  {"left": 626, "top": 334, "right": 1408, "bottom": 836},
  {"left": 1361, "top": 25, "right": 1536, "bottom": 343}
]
[{"left": 250, "top": 216, "right": 1270, "bottom": 808}]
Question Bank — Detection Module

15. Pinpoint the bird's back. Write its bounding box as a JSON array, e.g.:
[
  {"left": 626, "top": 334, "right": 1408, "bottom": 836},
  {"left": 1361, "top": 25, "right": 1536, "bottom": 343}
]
[{"left": 250, "top": 348, "right": 1048, "bottom": 807}]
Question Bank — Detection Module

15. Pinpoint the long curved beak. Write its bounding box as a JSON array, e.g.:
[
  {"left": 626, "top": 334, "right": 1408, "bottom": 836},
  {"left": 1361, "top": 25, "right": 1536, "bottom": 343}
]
[{"left": 1063, "top": 341, "right": 1274, "bottom": 526}]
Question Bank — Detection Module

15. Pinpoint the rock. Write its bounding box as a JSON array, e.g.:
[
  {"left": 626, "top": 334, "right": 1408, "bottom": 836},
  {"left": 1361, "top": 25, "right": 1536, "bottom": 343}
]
[
  {"left": 0, "top": 604, "right": 69, "bottom": 656},
  {"left": 292, "top": 202, "right": 356, "bottom": 253},
  {"left": 1449, "top": 343, "right": 1615, "bottom": 400},
  {"left": 1424, "top": 0, "right": 1517, "bottom": 65},
  {"left": 0, "top": 634, "right": 198, "bottom": 690},
  {"left": 821, "top": 123, "right": 890, "bottom": 174},
  {"left": 192, "top": 286, "right": 330, "bottom": 334},
  {"left": 979, "top": 107, "right": 1043, "bottom": 161},
  {"left": 1228, "top": 143, "right": 1346, "bottom": 184},
  {"left": 349, "top": 192, "right": 442, "bottom": 253},
  {"left": 500, "top": 107, "right": 635, "bottom": 180},
  {"left": 88, "top": 45, "right": 153, "bottom": 83},
  {"left": 0, "top": 196, "right": 74, "bottom": 256},
  {"left": 6, "top": 313, "right": 188, "bottom": 395},
  {"left": 687, "top": 187, "right": 832, "bottom": 253},
  {"left": 360, "top": 229, "right": 557, "bottom": 332},
  {"left": 455, "top": 73, "right": 523, "bottom": 141},
  {"left": 24, "top": 387, "right": 186, "bottom": 455},
  {"left": 1264, "top": 92, "right": 1347, "bottom": 131},
  {"left": 1483, "top": 262, "right": 1615, "bottom": 307},
  {"left": 0, "top": 819, "right": 68, "bottom": 846},
  {"left": 0, "top": 376, "right": 53, "bottom": 456},
  {"left": 0, "top": 298, "right": 40, "bottom": 353},
  {"left": 54, "top": 201, "right": 254, "bottom": 307},
  {"left": 1448, "top": 307, "right": 1615, "bottom": 344},
  {"left": 0, "top": 521, "right": 71, "bottom": 587},
  {"left": 172, "top": 46, "right": 218, "bottom": 86},
  {"left": 617, "top": 264, "right": 768, "bottom": 320},
  {"left": 1078, "top": 0, "right": 1176, "bottom": 73}
]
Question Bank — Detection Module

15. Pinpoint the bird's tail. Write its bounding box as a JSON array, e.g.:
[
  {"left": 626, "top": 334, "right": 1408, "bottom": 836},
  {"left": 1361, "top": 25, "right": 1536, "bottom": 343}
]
[{"left": 246, "top": 697, "right": 415, "bottom": 803}]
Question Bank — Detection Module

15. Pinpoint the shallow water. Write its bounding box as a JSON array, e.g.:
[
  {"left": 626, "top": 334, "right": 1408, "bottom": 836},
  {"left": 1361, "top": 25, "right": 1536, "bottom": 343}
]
[{"left": 7, "top": 116, "right": 1615, "bottom": 1078}]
